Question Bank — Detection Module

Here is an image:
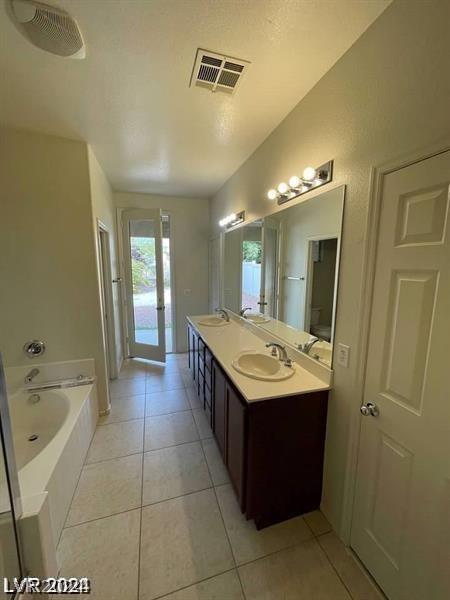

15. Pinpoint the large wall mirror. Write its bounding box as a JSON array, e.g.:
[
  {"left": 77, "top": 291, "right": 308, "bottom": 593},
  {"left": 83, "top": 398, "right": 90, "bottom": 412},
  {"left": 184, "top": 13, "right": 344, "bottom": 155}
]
[{"left": 222, "top": 185, "right": 345, "bottom": 367}]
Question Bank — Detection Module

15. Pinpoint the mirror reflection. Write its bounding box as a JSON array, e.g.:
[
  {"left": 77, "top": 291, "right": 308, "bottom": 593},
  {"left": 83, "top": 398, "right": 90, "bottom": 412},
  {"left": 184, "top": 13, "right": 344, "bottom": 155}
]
[{"left": 222, "top": 185, "right": 345, "bottom": 366}]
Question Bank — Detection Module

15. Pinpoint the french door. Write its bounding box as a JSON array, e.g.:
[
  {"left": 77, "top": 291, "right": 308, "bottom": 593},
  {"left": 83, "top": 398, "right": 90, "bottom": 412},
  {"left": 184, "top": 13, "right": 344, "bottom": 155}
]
[
  {"left": 122, "top": 209, "right": 166, "bottom": 362},
  {"left": 351, "top": 151, "right": 450, "bottom": 599}
]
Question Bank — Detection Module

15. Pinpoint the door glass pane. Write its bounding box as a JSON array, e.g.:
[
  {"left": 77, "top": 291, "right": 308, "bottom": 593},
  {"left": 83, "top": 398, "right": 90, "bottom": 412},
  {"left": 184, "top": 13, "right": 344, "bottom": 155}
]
[
  {"left": 264, "top": 227, "right": 278, "bottom": 316},
  {"left": 129, "top": 219, "right": 159, "bottom": 346},
  {"left": 162, "top": 215, "right": 172, "bottom": 352},
  {"left": 241, "top": 225, "right": 262, "bottom": 312}
]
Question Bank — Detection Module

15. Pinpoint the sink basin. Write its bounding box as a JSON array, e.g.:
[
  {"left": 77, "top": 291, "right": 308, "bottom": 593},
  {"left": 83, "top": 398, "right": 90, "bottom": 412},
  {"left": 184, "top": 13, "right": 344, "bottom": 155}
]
[
  {"left": 198, "top": 316, "right": 230, "bottom": 327},
  {"left": 245, "top": 314, "right": 270, "bottom": 324},
  {"left": 232, "top": 351, "right": 295, "bottom": 381}
]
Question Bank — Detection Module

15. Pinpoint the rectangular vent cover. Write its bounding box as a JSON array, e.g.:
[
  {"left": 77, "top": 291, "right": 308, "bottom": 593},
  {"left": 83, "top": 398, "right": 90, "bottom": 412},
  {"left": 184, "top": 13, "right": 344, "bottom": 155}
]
[{"left": 190, "top": 49, "right": 250, "bottom": 94}]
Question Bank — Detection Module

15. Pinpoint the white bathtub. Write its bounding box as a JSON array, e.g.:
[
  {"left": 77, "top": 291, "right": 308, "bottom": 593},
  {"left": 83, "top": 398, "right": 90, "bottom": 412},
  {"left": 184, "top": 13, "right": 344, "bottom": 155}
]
[{"left": 8, "top": 378, "right": 98, "bottom": 546}]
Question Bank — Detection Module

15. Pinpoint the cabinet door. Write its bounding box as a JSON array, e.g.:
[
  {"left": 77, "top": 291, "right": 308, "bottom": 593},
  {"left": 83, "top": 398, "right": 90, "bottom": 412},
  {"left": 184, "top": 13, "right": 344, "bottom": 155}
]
[
  {"left": 212, "top": 361, "right": 226, "bottom": 457},
  {"left": 226, "top": 384, "right": 246, "bottom": 508}
]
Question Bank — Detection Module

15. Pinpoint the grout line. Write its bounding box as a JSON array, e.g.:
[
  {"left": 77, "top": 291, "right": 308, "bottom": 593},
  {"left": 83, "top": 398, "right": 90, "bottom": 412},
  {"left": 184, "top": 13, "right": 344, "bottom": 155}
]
[
  {"left": 141, "top": 484, "right": 215, "bottom": 510},
  {"left": 136, "top": 424, "right": 145, "bottom": 600},
  {"left": 150, "top": 567, "right": 239, "bottom": 600},
  {"left": 315, "top": 534, "right": 357, "bottom": 600},
  {"left": 62, "top": 505, "right": 142, "bottom": 531},
  {"left": 199, "top": 442, "right": 247, "bottom": 599}
]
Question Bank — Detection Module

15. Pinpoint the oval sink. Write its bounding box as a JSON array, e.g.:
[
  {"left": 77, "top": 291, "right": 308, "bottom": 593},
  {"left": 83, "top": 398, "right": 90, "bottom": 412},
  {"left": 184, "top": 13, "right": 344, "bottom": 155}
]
[
  {"left": 198, "top": 316, "right": 230, "bottom": 327},
  {"left": 245, "top": 314, "right": 270, "bottom": 324},
  {"left": 232, "top": 351, "right": 295, "bottom": 381}
]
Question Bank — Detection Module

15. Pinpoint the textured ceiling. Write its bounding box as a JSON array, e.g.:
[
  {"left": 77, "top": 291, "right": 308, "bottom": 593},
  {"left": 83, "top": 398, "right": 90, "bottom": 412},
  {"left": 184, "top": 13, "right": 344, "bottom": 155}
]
[{"left": 0, "top": 0, "right": 391, "bottom": 197}]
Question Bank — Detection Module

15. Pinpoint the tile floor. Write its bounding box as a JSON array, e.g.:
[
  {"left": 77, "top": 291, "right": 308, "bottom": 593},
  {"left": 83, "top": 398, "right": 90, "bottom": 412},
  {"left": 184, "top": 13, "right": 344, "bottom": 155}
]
[{"left": 57, "top": 353, "right": 384, "bottom": 600}]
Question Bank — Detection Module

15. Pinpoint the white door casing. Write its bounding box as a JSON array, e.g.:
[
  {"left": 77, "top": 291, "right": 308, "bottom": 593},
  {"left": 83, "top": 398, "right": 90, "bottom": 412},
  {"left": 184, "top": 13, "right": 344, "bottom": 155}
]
[
  {"left": 122, "top": 208, "right": 166, "bottom": 362},
  {"left": 351, "top": 151, "right": 450, "bottom": 599}
]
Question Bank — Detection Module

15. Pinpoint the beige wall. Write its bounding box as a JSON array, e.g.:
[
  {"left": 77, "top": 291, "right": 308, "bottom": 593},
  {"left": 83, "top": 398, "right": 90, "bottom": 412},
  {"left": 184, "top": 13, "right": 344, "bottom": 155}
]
[
  {"left": 0, "top": 128, "right": 108, "bottom": 411},
  {"left": 210, "top": 0, "right": 450, "bottom": 536},
  {"left": 114, "top": 192, "right": 210, "bottom": 353},
  {"left": 88, "top": 147, "right": 123, "bottom": 375}
]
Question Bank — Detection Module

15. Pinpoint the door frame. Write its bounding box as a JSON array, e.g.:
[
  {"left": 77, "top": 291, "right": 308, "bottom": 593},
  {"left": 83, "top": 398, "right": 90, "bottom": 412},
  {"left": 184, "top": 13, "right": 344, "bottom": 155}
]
[
  {"left": 340, "top": 140, "right": 450, "bottom": 546},
  {"left": 116, "top": 208, "right": 176, "bottom": 358},
  {"left": 96, "top": 219, "right": 118, "bottom": 380},
  {"left": 304, "top": 233, "right": 340, "bottom": 337}
]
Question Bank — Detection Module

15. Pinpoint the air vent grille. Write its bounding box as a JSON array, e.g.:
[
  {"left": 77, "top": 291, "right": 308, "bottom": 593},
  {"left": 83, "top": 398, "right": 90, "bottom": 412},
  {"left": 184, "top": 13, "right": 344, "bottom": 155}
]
[
  {"left": 191, "top": 49, "right": 250, "bottom": 94},
  {"left": 10, "top": 0, "right": 85, "bottom": 58}
]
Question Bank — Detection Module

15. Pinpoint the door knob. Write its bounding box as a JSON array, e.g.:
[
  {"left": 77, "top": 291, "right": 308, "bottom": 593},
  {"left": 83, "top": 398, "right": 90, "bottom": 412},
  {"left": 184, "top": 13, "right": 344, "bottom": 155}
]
[{"left": 360, "top": 402, "right": 379, "bottom": 417}]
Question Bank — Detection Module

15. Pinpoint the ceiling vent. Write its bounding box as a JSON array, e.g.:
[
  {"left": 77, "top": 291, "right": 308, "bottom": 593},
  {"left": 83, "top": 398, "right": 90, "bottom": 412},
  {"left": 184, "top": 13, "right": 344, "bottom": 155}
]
[
  {"left": 190, "top": 49, "right": 250, "bottom": 94},
  {"left": 8, "top": 0, "right": 86, "bottom": 59}
]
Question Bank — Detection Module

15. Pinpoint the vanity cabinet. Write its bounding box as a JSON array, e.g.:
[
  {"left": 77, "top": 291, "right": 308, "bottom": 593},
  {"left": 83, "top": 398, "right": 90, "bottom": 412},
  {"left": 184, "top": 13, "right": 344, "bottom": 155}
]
[{"left": 187, "top": 323, "right": 328, "bottom": 529}]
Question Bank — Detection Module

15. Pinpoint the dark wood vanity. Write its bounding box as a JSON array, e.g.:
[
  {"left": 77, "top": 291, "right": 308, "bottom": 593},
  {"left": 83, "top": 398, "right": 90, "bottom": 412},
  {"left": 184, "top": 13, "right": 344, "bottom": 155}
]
[{"left": 187, "top": 322, "right": 329, "bottom": 529}]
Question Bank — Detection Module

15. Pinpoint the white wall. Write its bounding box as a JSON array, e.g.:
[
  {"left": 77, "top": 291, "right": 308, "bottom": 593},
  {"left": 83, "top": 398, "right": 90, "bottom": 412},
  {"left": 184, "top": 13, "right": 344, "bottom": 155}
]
[
  {"left": 0, "top": 129, "right": 109, "bottom": 411},
  {"left": 88, "top": 147, "right": 123, "bottom": 375},
  {"left": 210, "top": 0, "right": 450, "bottom": 536},
  {"left": 114, "top": 192, "right": 210, "bottom": 353}
]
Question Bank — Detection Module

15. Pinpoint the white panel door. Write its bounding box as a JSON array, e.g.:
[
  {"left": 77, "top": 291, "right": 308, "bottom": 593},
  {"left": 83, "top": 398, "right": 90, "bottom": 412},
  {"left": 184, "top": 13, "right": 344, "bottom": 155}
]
[
  {"left": 351, "top": 151, "right": 450, "bottom": 600},
  {"left": 122, "top": 209, "right": 166, "bottom": 362}
]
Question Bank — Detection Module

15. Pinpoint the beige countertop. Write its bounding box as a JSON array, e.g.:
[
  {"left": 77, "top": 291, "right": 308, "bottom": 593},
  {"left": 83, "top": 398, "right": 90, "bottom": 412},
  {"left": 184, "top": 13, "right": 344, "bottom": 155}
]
[{"left": 187, "top": 315, "right": 331, "bottom": 403}]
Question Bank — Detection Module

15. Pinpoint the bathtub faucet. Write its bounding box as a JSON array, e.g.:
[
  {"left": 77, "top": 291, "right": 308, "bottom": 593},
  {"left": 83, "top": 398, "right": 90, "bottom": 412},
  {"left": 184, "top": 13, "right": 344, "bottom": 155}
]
[{"left": 24, "top": 368, "right": 40, "bottom": 384}]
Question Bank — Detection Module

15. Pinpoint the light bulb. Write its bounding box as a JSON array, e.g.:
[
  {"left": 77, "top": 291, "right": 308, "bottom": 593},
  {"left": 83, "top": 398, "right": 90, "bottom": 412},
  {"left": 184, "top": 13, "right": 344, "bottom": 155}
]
[
  {"left": 267, "top": 189, "right": 277, "bottom": 201},
  {"left": 277, "top": 182, "right": 289, "bottom": 195},
  {"left": 302, "top": 166, "right": 316, "bottom": 182},
  {"left": 289, "top": 175, "right": 301, "bottom": 189}
]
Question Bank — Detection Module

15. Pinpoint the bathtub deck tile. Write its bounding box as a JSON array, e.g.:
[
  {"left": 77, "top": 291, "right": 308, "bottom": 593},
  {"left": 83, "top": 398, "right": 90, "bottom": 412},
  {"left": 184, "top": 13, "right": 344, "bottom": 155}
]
[
  {"left": 66, "top": 454, "right": 143, "bottom": 527},
  {"left": 86, "top": 419, "right": 144, "bottom": 464}
]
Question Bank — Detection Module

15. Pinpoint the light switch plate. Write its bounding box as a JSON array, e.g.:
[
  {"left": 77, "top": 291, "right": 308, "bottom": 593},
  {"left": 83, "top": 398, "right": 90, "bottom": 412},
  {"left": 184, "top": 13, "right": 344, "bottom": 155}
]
[
  {"left": 337, "top": 343, "right": 350, "bottom": 368},
  {"left": 183, "top": 289, "right": 192, "bottom": 296}
]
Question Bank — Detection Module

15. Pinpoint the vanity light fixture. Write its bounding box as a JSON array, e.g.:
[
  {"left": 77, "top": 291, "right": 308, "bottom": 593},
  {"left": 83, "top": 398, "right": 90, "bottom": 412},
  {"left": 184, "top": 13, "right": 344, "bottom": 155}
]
[
  {"left": 267, "top": 160, "right": 333, "bottom": 205},
  {"left": 219, "top": 210, "right": 245, "bottom": 228}
]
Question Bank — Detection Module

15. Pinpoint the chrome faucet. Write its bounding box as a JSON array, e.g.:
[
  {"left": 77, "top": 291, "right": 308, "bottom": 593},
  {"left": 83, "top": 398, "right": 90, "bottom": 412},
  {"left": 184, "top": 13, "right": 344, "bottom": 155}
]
[
  {"left": 24, "top": 368, "right": 40, "bottom": 384},
  {"left": 299, "top": 336, "right": 321, "bottom": 355},
  {"left": 239, "top": 307, "right": 252, "bottom": 317},
  {"left": 215, "top": 308, "right": 230, "bottom": 322},
  {"left": 265, "top": 343, "right": 292, "bottom": 367}
]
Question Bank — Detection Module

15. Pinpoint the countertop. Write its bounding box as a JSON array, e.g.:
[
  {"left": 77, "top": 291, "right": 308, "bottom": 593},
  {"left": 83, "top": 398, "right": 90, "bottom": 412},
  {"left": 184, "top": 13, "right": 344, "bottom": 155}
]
[{"left": 187, "top": 315, "right": 331, "bottom": 403}]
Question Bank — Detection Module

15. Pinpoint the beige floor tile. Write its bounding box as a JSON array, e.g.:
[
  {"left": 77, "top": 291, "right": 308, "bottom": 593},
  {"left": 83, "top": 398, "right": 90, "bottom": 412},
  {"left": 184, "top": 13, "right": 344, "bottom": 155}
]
[
  {"left": 159, "top": 570, "right": 244, "bottom": 599},
  {"left": 98, "top": 394, "right": 145, "bottom": 425},
  {"left": 58, "top": 510, "right": 140, "bottom": 600},
  {"left": 142, "top": 441, "right": 212, "bottom": 505},
  {"left": 145, "top": 388, "right": 190, "bottom": 416},
  {"left": 201, "top": 438, "right": 230, "bottom": 486},
  {"left": 216, "top": 483, "right": 312, "bottom": 565},
  {"left": 147, "top": 361, "right": 181, "bottom": 375},
  {"left": 304, "top": 510, "right": 332, "bottom": 536},
  {"left": 139, "top": 489, "right": 234, "bottom": 599},
  {"left": 318, "top": 532, "right": 384, "bottom": 600},
  {"left": 238, "top": 538, "right": 352, "bottom": 600},
  {"left": 146, "top": 374, "right": 185, "bottom": 393},
  {"left": 66, "top": 454, "right": 143, "bottom": 526},
  {"left": 110, "top": 377, "right": 146, "bottom": 399},
  {"left": 118, "top": 359, "right": 149, "bottom": 380},
  {"left": 181, "top": 369, "right": 195, "bottom": 388},
  {"left": 86, "top": 419, "right": 144, "bottom": 464},
  {"left": 192, "top": 408, "right": 213, "bottom": 439},
  {"left": 144, "top": 412, "right": 199, "bottom": 451},
  {"left": 185, "top": 385, "right": 202, "bottom": 409}
]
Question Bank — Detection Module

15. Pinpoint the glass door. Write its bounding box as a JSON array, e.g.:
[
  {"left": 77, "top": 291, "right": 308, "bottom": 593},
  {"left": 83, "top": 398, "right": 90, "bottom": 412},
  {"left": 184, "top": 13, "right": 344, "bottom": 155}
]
[
  {"left": 122, "top": 209, "right": 166, "bottom": 362},
  {"left": 261, "top": 220, "right": 279, "bottom": 317}
]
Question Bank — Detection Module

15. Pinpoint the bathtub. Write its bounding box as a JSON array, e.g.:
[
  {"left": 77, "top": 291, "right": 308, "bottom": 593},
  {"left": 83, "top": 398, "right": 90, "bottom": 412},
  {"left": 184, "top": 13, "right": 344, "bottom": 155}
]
[{"left": 8, "top": 373, "right": 98, "bottom": 547}]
